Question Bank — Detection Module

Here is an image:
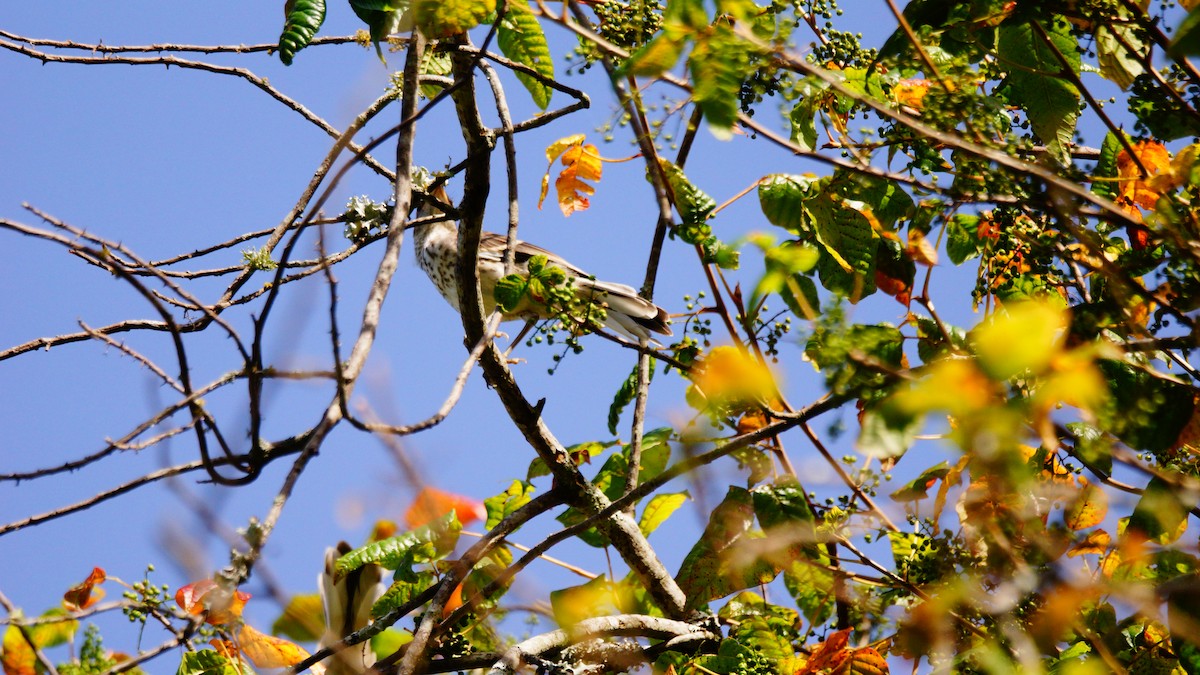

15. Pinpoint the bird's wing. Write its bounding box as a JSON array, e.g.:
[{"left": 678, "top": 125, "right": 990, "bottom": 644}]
[
  {"left": 478, "top": 232, "right": 671, "bottom": 339},
  {"left": 478, "top": 232, "right": 591, "bottom": 277}
]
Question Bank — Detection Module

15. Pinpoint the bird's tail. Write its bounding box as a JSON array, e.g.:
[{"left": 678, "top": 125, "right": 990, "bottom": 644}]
[
  {"left": 576, "top": 278, "right": 672, "bottom": 342},
  {"left": 318, "top": 542, "right": 384, "bottom": 675}
]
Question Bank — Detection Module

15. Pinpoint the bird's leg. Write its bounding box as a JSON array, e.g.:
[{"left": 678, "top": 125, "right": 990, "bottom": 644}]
[{"left": 503, "top": 319, "right": 537, "bottom": 362}]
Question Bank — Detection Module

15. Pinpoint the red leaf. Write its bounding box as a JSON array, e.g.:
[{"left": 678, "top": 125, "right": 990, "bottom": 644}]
[
  {"left": 63, "top": 567, "right": 106, "bottom": 611},
  {"left": 175, "top": 580, "right": 250, "bottom": 625}
]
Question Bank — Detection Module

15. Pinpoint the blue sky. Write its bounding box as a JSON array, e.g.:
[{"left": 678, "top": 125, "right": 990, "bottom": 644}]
[{"left": 0, "top": 2, "right": 1151, "bottom": 669}]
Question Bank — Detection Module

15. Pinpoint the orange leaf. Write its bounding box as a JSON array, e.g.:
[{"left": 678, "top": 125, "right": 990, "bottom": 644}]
[
  {"left": 209, "top": 639, "right": 241, "bottom": 660},
  {"left": 405, "top": 487, "right": 486, "bottom": 530},
  {"left": 561, "top": 144, "right": 603, "bottom": 182},
  {"left": 1064, "top": 478, "right": 1108, "bottom": 530},
  {"left": 905, "top": 230, "right": 937, "bottom": 266},
  {"left": 63, "top": 567, "right": 106, "bottom": 611},
  {"left": 874, "top": 268, "right": 911, "bottom": 306},
  {"left": 539, "top": 134, "right": 586, "bottom": 210},
  {"left": 371, "top": 519, "right": 398, "bottom": 542},
  {"left": 2, "top": 626, "right": 36, "bottom": 675},
  {"left": 175, "top": 580, "right": 250, "bottom": 626},
  {"left": 441, "top": 582, "right": 465, "bottom": 619},
  {"left": 1067, "top": 529, "right": 1111, "bottom": 557},
  {"left": 236, "top": 624, "right": 311, "bottom": 669},
  {"left": 798, "top": 628, "right": 852, "bottom": 674},
  {"left": 555, "top": 167, "right": 596, "bottom": 216},
  {"left": 1116, "top": 140, "right": 1171, "bottom": 210},
  {"left": 841, "top": 647, "right": 890, "bottom": 675}
]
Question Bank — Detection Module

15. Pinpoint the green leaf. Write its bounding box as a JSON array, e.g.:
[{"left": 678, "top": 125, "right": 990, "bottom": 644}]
[
  {"left": 609, "top": 362, "right": 646, "bottom": 435},
  {"left": 1091, "top": 131, "right": 1124, "bottom": 201},
  {"left": 462, "top": 546, "right": 515, "bottom": 609},
  {"left": 749, "top": 240, "right": 820, "bottom": 318},
  {"left": 639, "top": 491, "right": 689, "bottom": 536},
  {"left": 945, "top": 214, "right": 982, "bottom": 265},
  {"left": 335, "top": 511, "right": 461, "bottom": 577},
  {"left": 1127, "top": 477, "right": 1195, "bottom": 544},
  {"left": 997, "top": 18, "right": 1080, "bottom": 163},
  {"left": 484, "top": 480, "right": 535, "bottom": 530},
  {"left": 371, "top": 571, "right": 436, "bottom": 618},
  {"left": 419, "top": 50, "right": 453, "bottom": 99},
  {"left": 493, "top": 273, "right": 528, "bottom": 312},
  {"left": 834, "top": 172, "right": 914, "bottom": 232},
  {"left": 787, "top": 78, "right": 828, "bottom": 152},
  {"left": 1168, "top": 6, "right": 1200, "bottom": 59},
  {"left": 556, "top": 432, "right": 670, "bottom": 547},
  {"left": 638, "top": 427, "right": 674, "bottom": 484},
  {"left": 783, "top": 555, "right": 835, "bottom": 625},
  {"left": 1095, "top": 21, "right": 1144, "bottom": 90},
  {"left": 914, "top": 315, "right": 966, "bottom": 363},
  {"left": 676, "top": 486, "right": 778, "bottom": 610},
  {"left": 177, "top": 650, "right": 255, "bottom": 675},
  {"left": 757, "top": 174, "right": 822, "bottom": 233},
  {"left": 751, "top": 479, "right": 815, "bottom": 530},
  {"left": 622, "top": 24, "right": 690, "bottom": 77},
  {"left": 1097, "top": 360, "right": 1195, "bottom": 455},
  {"left": 808, "top": 195, "right": 878, "bottom": 302},
  {"left": 889, "top": 461, "right": 951, "bottom": 501},
  {"left": 413, "top": 0, "right": 494, "bottom": 37},
  {"left": 858, "top": 405, "right": 919, "bottom": 459},
  {"left": 497, "top": 0, "right": 554, "bottom": 109},
  {"left": 778, "top": 273, "right": 820, "bottom": 319},
  {"left": 349, "top": 0, "right": 408, "bottom": 61},
  {"left": 806, "top": 322, "right": 904, "bottom": 400},
  {"left": 658, "top": 159, "right": 716, "bottom": 239},
  {"left": 1067, "top": 422, "right": 1113, "bottom": 475},
  {"left": 663, "top": 0, "right": 709, "bottom": 30},
  {"left": 279, "top": 0, "right": 327, "bottom": 65},
  {"left": 689, "top": 26, "right": 747, "bottom": 139},
  {"left": 702, "top": 238, "right": 741, "bottom": 269},
  {"left": 729, "top": 615, "right": 796, "bottom": 663}
]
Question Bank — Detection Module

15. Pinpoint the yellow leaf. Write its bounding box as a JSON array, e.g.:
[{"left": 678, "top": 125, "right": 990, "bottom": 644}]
[
  {"left": 893, "top": 358, "right": 996, "bottom": 418},
  {"left": 1035, "top": 349, "right": 1108, "bottom": 413},
  {"left": 2, "top": 626, "right": 36, "bottom": 675},
  {"left": 545, "top": 133, "right": 586, "bottom": 164},
  {"left": 1064, "top": 478, "right": 1108, "bottom": 530},
  {"left": 236, "top": 624, "right": 311, "bottom": 669},
  {"left": 686, "top": 346, "right": 780, "bottom": 414},
  {"left": 972, "top": 301, "right": 1069, "bottom": 380},
  {"left": 893, "top": 78, "right": 930, "bottom": 110}
]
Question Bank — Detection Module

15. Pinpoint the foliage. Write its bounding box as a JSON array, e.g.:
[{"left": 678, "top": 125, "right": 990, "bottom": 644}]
[{"left": 6, "top": 0, "right": 1200, "bottom": 674}]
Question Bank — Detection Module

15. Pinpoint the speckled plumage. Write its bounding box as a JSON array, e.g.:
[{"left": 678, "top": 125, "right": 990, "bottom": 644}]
[{"left": 413, "top": 189, "right": 671, "bottom": 342}]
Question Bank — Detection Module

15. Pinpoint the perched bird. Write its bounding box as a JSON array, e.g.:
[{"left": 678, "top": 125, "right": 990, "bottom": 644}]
[
  {"left": 317, "top": 542, "right": 384, "bottom": 675},
  {"left": 412, "top": 186, "right": 672, "bottom": 342}
]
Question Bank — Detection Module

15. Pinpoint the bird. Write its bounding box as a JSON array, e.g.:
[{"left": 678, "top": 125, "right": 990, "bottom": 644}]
[
  {"left": 317, "top": 542, "right": 384, "bottom": 675},
  {"left": 412, "top": 185, "right": 672, "bottom": 343}
]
